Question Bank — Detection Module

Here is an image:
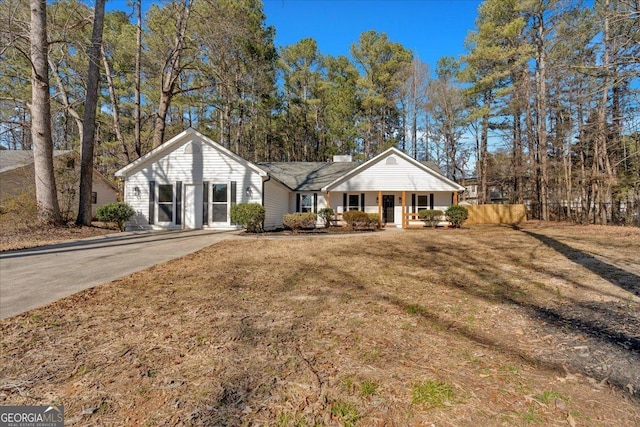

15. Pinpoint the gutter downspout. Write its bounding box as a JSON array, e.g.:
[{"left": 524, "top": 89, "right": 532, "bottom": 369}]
[{"left": 262, "top": 174, "right": 271, "bottom": 230}]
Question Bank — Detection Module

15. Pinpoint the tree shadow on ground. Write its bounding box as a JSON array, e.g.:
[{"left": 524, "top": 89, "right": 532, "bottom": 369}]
[
  {"left": 515, "top": 226, "right": 640, "bottom": 296},
  {"left": 350, "top": 231, "right": 640, "bottom": 394}
]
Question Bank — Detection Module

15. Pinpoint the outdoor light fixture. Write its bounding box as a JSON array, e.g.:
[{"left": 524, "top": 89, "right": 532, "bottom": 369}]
[
  {"left": 246, "top": 186, "right": 253, "bottom": 198},
  {"left": 133, "top": 186, "right": 141, "bottom": 199}
]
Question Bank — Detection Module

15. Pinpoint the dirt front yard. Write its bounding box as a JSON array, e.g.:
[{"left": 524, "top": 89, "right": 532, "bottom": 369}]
[
  {"left": 1, "top": 222, "right": 639, "bottom": 425},
  {"left": 0, "top": 222, "right": 116, "bottom": 252}
]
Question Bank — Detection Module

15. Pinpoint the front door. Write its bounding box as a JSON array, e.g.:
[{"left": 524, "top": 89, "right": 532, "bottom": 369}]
[
  {"left": 382, "top": 195, "right": 395, "bottom": 223},
  {"left": 184, "top": 184, "right": 203, "bottom": 229}
]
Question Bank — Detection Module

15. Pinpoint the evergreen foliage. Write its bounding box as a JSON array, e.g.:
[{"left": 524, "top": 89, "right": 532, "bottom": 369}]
[
  {"left": 0, "top": 0, "right": 638, "bottom": 225},
  {"left": 445, "top": 205, "right": 469, "bottom": 228},
  {"left": 96, "top": 202, "right": 135, "bottom": 231},
  {"left": 230, "top": 203, "right": 265, "bottom": 233}
]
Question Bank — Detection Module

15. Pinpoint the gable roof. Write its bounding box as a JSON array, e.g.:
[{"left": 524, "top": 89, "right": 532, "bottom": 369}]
[
  {"left": 114, "top": 128, "right": 267, "bottom": 178},
  {"left": 257, "top": 162, "right": 356, "bottom": 191},
  {"left": 0, "top": 150, "right": 73, "bottom": 174},
  {"left": 322, "top": 147, "right": 465, "bottom": 192}
]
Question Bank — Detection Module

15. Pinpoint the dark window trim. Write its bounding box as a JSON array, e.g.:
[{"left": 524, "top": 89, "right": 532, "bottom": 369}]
[
  {"left": 296, "top": 192, "right": 318, "bottom": 213},
  {"left": 203, "top": 182, "right": 209, "bottom": 226},
  {"left": 175, "top": 181, "right": 182, "bottom": 225},
  {"left": 149, "top": 181, "right": 155, "bottom": 225}
]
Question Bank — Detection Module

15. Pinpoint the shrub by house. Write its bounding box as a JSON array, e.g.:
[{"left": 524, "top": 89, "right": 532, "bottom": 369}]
[
  {"left": 283, "top": 212, "right": 317, "bottom": 232},
  {"left": 96, "top": 202, "right": 135, "bottom": 231},
  {"left": 230, "top": 203, "right": 265, "bottom": 233}
]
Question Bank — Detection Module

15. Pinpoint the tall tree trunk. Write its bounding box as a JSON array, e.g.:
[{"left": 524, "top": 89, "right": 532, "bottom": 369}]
[
  {"left": 49, "top": 58, "right": 84, "bottom": 139},
  {"left": 535, "top": 12, "right": 550, "bottom": 221},
  {"left": 134, "top": 0, "right": 142, "bottom": 157},
  {"left": 479, "top": 98, "right": 490, "bottom": 205},
  {"left": 29, "top": 0, "right": 62, "bottom": 224},
  {"left": 513, "top": 109, "right": 523, "bottom": 204},
  {"left": 152, "top": 0, "right": 192, "bottom": 148},
  {"left": 101, "top": 46, "right": 130, "bottom": 163},
  {"left": 77, "top": 0, "right": 106, "bottom": 226},
  {"left": 593, "top": 0, "right": 617, "bottom": 224}
]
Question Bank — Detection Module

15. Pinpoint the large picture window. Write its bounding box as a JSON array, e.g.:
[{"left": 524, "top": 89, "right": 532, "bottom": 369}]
[
  {"left": 158, "top": 184, "right": 173, "bottom": 222},
  {"left": 212, "top": 184, "right": 228, "bottom": 222}
]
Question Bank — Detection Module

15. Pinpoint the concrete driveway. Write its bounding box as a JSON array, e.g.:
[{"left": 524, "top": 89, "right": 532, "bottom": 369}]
[{"left": 0, "top": 229, "right": 239, "bottom": 320}]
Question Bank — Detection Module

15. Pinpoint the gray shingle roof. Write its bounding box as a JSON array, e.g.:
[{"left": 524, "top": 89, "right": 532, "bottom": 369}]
[
  {"left": 0, "top": 150, "right": 72, "bottom": 173},
  {"left": 258, "top": 162, "right": 357, "bottom": 191},
  {"left": 420, "top": 160, "right": 442, "bottom": 175}
]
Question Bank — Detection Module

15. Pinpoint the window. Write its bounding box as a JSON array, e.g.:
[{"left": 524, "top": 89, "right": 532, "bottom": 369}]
[
  {"left": 296, "top": 193, "right": 319, "bottom": 213},
  {"left": 212, "top": 184, "right": 228, "bottom": 222},
  {"left": 301, "top": 194, "right": 313, "bottom": 212},
  {"left": 158, "top": 184, "right": 173, "bottom": 222},
  {"left": 348, "top": 194, "right": 360, "bottom": 211},
  {"left": 91, "top": 192, "right": 97, "bottom": 204},
  {"left": 417, "top": 195, "right": 429, "bottom": 211},
  {"left": 413, "top": 194, "right": 434, "bottom": 212}
]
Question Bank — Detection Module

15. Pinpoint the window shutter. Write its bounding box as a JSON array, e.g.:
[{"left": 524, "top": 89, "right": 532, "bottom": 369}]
[
  {"left": 230, "top": 181, "right": 237, "bottom": 225},
  {"left": 360, "top": 193, "right": 365, "bottom": 211},
  {"left": 343, "top": 193, "right": 347, "bottom": 212},
  {"left": 175, "top": 181, "right": 182, "bottom": 225},
  {"left": 203, "top": 182, "right": 209, "bottom": 225},
  {"left": 148, "top": 181, "right": 155, "bottom": 225},
  {"left": 411, "top": 193, "right": 416, "bottom": 213},
  {"left": 313, "top": 193, "right": 318, "bottom": 213},
  {"left": 430, "top": 193, "right": 434, "bottom": 210},
  {"left": 296, "top": 193, "right": 301, "bottom": 212}
]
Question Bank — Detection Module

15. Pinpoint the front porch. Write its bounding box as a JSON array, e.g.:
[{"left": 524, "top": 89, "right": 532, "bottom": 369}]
[{"left": 325, "top": 190, "right": 459, "bottom": 229}]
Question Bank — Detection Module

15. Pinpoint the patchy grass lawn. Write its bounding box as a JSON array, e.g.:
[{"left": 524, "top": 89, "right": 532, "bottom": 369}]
[{"left": 1, "top": 222, "right": 639, "bottom": 426}]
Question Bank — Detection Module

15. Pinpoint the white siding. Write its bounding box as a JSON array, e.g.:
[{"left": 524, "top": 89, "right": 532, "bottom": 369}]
[
  {"left": 330, "top": 154, "right": 459, "bottom": 192},
  {"left": 122, "top": 136, "right": 263, "bottom": 230},
  {"left": 263, "top": 179, "right": 289, "bottom": 230},
  {"left": 434, "top": 192, "right": 453, "bottom": 210}
]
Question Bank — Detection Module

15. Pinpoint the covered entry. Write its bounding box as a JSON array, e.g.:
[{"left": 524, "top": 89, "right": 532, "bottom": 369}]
[
  {"left": 183, "top": 184, "right": 203, "bottom": 229},
  {"left": 382, "top": 195, "right": 395, "bottom": 224}
]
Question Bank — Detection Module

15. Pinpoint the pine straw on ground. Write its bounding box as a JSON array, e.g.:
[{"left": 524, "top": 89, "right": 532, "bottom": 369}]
[
  {"left": 1, "top": 223, "right": 639, "bottom": 426},
  {"left": 0, "top": 222, "right": 116, "bottom": 252}
]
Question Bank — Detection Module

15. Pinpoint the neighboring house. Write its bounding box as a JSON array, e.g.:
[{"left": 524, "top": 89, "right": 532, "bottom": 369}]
[
  {"left": 460, "top": 176, "right": 512, "bottom": 205},
  {"left": 0, "top": 150, "right": 119, "bottom": 217},
  {"left": 115, "top": 128, "right": 465, "bottom": 231}
]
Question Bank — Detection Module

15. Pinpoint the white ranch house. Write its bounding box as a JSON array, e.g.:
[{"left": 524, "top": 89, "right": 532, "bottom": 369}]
[{"left": 115, "top": 128, "right": 464, "bottom": 231}]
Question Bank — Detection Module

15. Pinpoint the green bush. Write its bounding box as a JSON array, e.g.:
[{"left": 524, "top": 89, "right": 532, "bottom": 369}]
[
  {"left": 418, "top": 209, "right": 444, "bottom": 228},
  {"left": 283, "top": 212, "right": 317, "bottom": 232},
  {"left": 445, "top": 205, "right": 469, "bottom": 228},
  {"left": 342, "top": 210, "right": 380, "bottom": 230},
  {"left": 96, "top": 202, "right": 135, "bottom": 231},
  {"left": 230, "top": 203, "right": 265, "bottom": 233},
  {"left": 318, "top": 207, "right": 334, "bottom": 228}
]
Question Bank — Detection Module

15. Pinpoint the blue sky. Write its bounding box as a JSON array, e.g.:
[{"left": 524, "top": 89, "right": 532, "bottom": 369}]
[{"left": 262, "top": 0, "right": 483, "bottom": 67}]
